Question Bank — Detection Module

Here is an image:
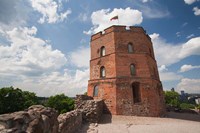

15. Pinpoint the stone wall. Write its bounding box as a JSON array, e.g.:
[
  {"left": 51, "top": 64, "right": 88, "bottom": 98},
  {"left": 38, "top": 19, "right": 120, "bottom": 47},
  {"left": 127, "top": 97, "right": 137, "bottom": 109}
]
[
  {"left": 58, "top": 110, "right": 82, "bottom": 133},
  {"left": 0, "top": 95, "right": 104, "bottom": 133},
  {"left": 0, "top": 105, "right": 59, "bottom": 133},
  {"left": 0, "top": 106, "right": 83, "bottom": 133},
  {"left": 75, "top": 95, "right": 104, "bottom": 123},
  {"left": 75, "top": 95, "right": 93, "bottom": 109}
]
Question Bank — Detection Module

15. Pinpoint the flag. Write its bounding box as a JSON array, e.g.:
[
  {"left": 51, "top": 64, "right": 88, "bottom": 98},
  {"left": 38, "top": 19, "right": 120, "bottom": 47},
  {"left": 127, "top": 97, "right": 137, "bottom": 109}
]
[{"left": 110, "top": 15, "right": 118, "bottom": 21}]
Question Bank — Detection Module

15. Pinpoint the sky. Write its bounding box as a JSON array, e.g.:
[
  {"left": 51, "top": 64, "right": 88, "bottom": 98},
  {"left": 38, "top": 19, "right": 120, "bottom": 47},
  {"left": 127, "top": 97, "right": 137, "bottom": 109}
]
[{"left": 0, "top": 0, "right": 200, "bottom": 97}]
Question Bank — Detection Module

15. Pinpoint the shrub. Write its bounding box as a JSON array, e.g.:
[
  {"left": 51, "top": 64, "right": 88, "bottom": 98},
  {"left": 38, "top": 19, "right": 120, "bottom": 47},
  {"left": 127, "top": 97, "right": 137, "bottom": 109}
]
[
  {"left": 180, "top": 103, "right": 195, "bottom": 110},
  {"left": 46, "top": 94, "right": 74, "bottom": 114},
  {"left": 164, "top": 91, "right": 180, "bottom": 107}
]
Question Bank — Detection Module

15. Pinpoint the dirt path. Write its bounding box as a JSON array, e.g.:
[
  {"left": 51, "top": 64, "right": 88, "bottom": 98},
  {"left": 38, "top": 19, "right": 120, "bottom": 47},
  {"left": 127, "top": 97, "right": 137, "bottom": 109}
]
[{"left": 79, "top": 112, "right": 200, "bottom": 133}]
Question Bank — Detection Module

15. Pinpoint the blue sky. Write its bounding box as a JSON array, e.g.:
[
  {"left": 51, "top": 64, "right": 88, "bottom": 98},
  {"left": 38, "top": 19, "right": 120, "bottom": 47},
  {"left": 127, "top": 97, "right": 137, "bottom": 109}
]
[{"left": 0, "top": 0, "right": 200, "bottom": 97}]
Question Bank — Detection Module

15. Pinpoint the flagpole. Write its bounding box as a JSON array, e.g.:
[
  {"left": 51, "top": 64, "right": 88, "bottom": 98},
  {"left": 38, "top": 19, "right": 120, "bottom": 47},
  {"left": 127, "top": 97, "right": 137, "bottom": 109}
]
[{"left": 118, "top": 16, "right": 119, "bottom": 25}]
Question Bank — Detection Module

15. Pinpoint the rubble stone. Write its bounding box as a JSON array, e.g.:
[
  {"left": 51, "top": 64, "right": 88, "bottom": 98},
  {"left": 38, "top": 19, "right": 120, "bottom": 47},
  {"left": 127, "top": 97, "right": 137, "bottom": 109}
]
[{"left": 0, "top": 105, "right": 59, "bottom": 133}]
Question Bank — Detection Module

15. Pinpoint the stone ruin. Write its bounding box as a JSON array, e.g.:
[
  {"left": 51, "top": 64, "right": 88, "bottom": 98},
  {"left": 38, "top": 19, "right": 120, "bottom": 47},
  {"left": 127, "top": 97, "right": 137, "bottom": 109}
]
[
  {"left": 0, "top": 105, "right": 59, "bottom": 133},
  {"left": 0, "top": 95, "right": 103, "bottom": 133},
  {"left": 75, "top": 95, "right": 103, "bottom": 123}
]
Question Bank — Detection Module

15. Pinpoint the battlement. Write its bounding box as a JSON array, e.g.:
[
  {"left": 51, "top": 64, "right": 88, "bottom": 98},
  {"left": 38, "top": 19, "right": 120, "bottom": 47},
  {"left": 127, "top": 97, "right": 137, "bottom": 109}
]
[{"left": 91, "top": 25, "right": 149, "bottom": 41}]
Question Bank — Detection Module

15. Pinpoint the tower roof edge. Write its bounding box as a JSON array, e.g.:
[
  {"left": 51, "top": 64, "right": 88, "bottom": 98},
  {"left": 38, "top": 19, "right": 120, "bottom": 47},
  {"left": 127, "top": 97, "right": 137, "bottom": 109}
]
[{"left": 91, "top": 25, "right": 147, "bottom": 41}]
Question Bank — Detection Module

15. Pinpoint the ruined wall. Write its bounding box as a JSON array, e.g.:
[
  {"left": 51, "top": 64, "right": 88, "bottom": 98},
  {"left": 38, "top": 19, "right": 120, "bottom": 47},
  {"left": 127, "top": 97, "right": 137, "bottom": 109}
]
[
  {"left": 75, "top": 95, "right": 93, "bottom": 109},
  {"left": 58, "top": 110, "right": 82, "bottom": 133},
  {"left": 0, "top": 96, "right": 105, "bottom": 133},
  {"left": 75, "top": 95, "right": 104, "bottom": 123},
  {"left": 0, "top": 105, "right": 59, "bottom": 133}
]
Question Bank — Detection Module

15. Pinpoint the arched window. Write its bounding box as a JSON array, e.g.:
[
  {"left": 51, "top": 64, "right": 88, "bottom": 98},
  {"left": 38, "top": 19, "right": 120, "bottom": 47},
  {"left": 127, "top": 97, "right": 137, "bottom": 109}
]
[
  {"left": 130, "top": 64, "right": 136, "bottom": 76},
  {"left": 128, "top": 43, "right": 133, "bottom": 53},
  {"left": 132, "top": 82, "right": 141, "bottom": 103},
  {"left": 100, "top": 66, "right": 105, "bottom": 78},
  {"left": 93, "top": 85, "right": 98, "bottom": 97},
  {"left": 100, "top": 46, "right": 106, "bottom": 56}
]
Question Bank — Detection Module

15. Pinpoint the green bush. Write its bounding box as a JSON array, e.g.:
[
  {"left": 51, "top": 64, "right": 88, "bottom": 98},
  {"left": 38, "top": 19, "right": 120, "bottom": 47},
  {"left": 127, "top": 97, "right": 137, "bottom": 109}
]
[
  {"left": 0, "top": 87, "right": 39, "bottom": 114},
  {"left": 180, "top": 103, "right": 195, "bottom": 110},
  {"left": 164, "top": 91, "right": 180, "bottom": 107},
  {"left": 45, "top": 94, "right": 74, "bottom": 114}
]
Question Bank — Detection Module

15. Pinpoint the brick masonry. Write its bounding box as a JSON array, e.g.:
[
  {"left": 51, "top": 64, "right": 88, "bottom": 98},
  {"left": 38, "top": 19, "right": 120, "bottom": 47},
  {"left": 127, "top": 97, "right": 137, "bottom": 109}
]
[{"left": 88, "top": 25, "right": 165, "bottom": 116}]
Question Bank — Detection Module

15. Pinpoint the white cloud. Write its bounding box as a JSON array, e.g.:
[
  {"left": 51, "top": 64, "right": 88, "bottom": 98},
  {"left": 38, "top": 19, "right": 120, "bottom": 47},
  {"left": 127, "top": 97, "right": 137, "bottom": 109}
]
[
  {"left": 159, "top": 71, "right": 183, "bottom": 81},
  {"left": 70, "top": 47, "right": 90, "bottom": 68},
  {"left": 0, "top": 26, "right": 90, "bottom": 97},
  {"left": 0, "top": 26, "right": 67, "bottom": 76},
  {"left": 142, "top": 0, "right": 149, "bottom": 3},
  {"left": 177, "top": 78, "right": 200, "bottom": 93},
  {"left": 140, "top": 6, "right": 170, "bottom": 18},
  {"left": 158, "top": 65, "right": 168, "bottom": 72},
  {"left": 84, "top": 7, "right": 143, "bottom": 34},
  {"left": 180, "top": 64, "right": 200, "bottom": 72},
  {"left": 0, "top": 0, "right": 30, "bottom": 30},
  {"left": 13, "top": 69, "right": 89, "bottom": 97},
  {"left": 186, "top": 34, "right": 195, "bottom": 39},
  {"left": 83, "top": 30, "right": 93, "bottom": 35},
  {"left": 150, "top": 33, "right": 181, "bottom": 66},
  {"left": 79, "top": 13, "right": 88, "bottom": 22},
  {"left": 176, "top": 32, "right": 181, "bottom": 37},
  {"left": 128, "top": 0, "right": 170, "bottom": 19},
  {"left": 179, "top": 37, "right": 200, "bottom": 58},
  {"left": 158, "top": 65, "right": 182, "bottom": 81},
  {"left": 150, "top": 33, "right": 200, "bottom": 66},
  {"left": 193, "top": 7, "right": 200, "bottom": 16},
  {"left": 184, "top": 0, "right": 197, "bottom": 5},
  {"left": 30, "top": 0, "right": 71, "bottom": 23}
]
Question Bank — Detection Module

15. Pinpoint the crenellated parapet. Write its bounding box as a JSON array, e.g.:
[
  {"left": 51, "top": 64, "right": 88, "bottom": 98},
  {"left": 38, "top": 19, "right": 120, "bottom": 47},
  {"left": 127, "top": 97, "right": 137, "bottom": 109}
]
[{"left": 91, "top": 25, "right": 151, "bottom": 41}]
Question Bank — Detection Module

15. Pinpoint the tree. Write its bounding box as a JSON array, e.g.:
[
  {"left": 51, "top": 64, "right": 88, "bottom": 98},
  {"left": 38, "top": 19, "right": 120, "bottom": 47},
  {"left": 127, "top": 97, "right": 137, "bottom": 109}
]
[
  {"left": 23, "top": 91, "right": 39, "bottom": 108},
  {"left": 46, "top": 94, "right": 74, "bottom": 114},
  {"left": 164, "top": 91, "right": 180, "bottom": 107},
  {"left": 0, "top": 87, "right": 39, "bottom": 114}
]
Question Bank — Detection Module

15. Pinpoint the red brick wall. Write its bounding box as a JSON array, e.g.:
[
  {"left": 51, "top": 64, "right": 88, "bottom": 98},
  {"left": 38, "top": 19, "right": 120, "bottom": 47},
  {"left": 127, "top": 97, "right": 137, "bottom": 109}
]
[
  {"left": 88, "top": 79, "right": 117, "bottom": 114},
  {"left": 88, "top": 25, "right": 165, "bottom": 116}
]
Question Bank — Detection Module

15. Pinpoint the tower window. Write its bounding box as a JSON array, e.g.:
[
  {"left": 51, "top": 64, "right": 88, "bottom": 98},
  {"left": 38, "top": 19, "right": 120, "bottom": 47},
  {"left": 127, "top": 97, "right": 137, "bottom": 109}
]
[
  {"left": 100, "top": 46, "right": 106, "bottom": 56},
  {"left": 132, "top": 82, "right": 141, "bottom": 103},
  {"left": 128, "top": 43, "right": 133, "bottom": 53},
  {"left": 130, "top": 64, "right": 136, "bottom": 76},
  {"left": 93, "top": 85, "right": 98, "bottom": 97},
  {"left": 100, "top": 66, "right": 106, "bottom": 78}
]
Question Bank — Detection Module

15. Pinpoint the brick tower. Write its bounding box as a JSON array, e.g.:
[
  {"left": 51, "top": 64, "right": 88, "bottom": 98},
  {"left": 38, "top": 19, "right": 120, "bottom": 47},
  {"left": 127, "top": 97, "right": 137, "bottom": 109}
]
[{"left": 87, "top": 25, "right": 165, "bottom": 116}]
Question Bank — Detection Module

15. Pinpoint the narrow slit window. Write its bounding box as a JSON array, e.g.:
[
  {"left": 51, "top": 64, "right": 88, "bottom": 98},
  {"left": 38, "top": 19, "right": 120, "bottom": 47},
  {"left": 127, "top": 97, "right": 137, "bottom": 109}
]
[
  {"left": 128, "top": 43, "right": 133, "bottom": 53},
  {"left": 132, "top": 83, "right": 141, "bottom": 103},
  {"left": 130, "top": 64, "right": 136, "bottom": 76},
  {"left": 100, "top": 46, "right": 106, "bottom": 56},
  {"left": 100, "top": 66, "right": 105, "bottom": 78},
  {"left": 93, "top": 85, "right": 98, "bottom": 97}
]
